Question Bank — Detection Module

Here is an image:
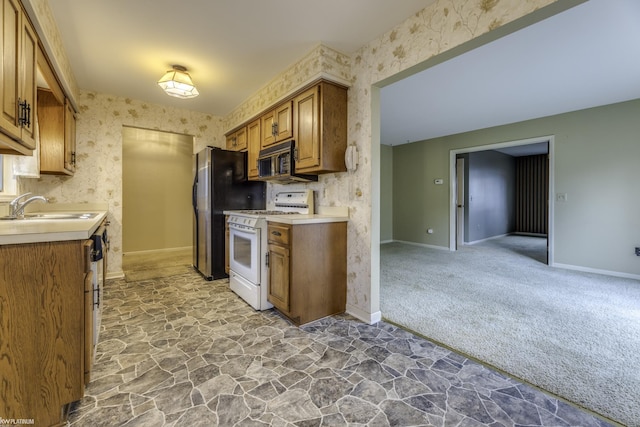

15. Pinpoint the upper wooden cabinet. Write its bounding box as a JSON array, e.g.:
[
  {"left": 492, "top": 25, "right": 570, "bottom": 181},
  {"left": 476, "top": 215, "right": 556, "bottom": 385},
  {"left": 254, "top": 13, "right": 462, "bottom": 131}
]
[
  {"left": 37, "top": 45, "right": 76, "bottom": 176},
  {"left": 293, "top": 81, "right": 347, "bottom": 174},
  {"left": 64, "top": 98, "right": 77, "bottom": 173},
  {"left": 246, "top": 118, "right": 260, "bottom": 180},
  {"left": 261, "top": 100, "right": 292, "bottom": 149},
  {"left": 226, "top": 126, "right": 247, "bottom": 151},
  {"left": 0, "top": 0, "right": 37, "bottom": 155},
  {"left": 37, "top": 88, "right": 76, "bottom": 175}
]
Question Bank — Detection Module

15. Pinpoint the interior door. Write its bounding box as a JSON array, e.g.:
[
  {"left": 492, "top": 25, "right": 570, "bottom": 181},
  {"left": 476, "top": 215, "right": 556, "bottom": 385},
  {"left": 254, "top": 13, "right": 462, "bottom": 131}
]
[{"left": 456, "top": 157, "right": 465, "bottom": 249}]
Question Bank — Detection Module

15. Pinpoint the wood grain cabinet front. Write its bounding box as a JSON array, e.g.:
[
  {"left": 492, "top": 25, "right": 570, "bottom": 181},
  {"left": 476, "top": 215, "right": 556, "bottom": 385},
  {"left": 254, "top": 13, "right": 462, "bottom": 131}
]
[
  {"left": 293, "top": 81, "right": 348, "bottom": 174},
  {"left": 0, "top": 0, "right": 37, "bottom": 155},
  {"left": 261, "top": 101, "right": 292, "bottom": 149},
  {"left": 267, "top": 221, "right": 347, "bottom": 325},
  {"left": 226, "top": 126, "right": 247, "bottom": 151},
  {"left": 0, "top": 239, "right": 90, "bottom": 426}
]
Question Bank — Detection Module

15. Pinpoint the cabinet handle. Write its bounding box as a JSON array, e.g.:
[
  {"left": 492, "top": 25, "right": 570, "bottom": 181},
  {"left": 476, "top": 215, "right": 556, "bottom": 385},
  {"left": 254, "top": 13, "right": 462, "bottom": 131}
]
[
  {"left": 265, "top": 252, "right": 269, "bottom": 267},
  {"left": 18, "top": 99, "right": 31, "bottom": 127},
  {"left": 294, "top": 148, "right": 298, "bottom": 162},
  {"left": 71, "top": 152, "right": 77, "bottom": 165},
  {"left": 271, "top": 230, "right": 282, "bottom": 237},
  {"left": 273, "top": 122, "right": 278, "bottom": 137}
]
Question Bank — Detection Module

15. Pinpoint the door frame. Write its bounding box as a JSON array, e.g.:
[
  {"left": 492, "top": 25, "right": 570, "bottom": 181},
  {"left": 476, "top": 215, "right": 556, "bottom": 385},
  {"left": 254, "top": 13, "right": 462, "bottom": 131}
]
[
  {"left": 448, "top": 135, "right": 555, "bottom": 265},
  {"left": 455, "top": 157, "right": 465, "bottom": 249}
]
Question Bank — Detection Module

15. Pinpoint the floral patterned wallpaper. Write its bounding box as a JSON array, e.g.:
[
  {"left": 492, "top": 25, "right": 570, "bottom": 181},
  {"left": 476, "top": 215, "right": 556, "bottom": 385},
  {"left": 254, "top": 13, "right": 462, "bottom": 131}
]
[
  {"left": 20, "top": 93, "right": 224, "bottom": 275},
  {"left": 22, "top": 0, "right": 559, "bottom": 322}
]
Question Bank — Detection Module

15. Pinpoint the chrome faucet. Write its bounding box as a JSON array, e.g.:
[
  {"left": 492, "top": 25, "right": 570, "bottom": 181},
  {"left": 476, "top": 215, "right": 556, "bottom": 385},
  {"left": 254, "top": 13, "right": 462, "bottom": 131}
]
[{"left": 9, "top": 192, "right": 48, "bottom": 218}]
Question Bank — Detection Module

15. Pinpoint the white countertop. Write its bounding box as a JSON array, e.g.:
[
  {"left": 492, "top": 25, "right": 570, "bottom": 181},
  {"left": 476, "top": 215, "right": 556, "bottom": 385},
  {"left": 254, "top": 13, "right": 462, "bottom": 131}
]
[
  {"left": 264, "top": 213, "right": 348, "bottom": 225},
  {"left": 0, "top": 203, "right": 108, "bottom": 245}
]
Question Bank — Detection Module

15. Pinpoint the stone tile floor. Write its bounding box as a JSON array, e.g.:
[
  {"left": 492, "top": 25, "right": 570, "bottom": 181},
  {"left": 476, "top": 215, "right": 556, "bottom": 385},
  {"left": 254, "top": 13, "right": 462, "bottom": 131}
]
[{"left": 68, "top": 272, "right": 614, "bottom": 426}]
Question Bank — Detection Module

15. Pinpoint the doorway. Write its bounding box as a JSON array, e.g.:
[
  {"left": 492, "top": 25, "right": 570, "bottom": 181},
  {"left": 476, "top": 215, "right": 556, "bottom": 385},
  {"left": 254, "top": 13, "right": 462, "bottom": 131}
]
[
  {"left": 122, "top": 127, "right": 194, "bottom": 277},
  {"left": 451, "top": 136, "right": 553, "bottom": 264}
]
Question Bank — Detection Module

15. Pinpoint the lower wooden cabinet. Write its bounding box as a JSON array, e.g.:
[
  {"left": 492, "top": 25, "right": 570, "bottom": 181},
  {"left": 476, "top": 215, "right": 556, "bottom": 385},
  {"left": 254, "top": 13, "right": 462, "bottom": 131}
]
[
  {"left": 267, "top": 221, "right": 347, "bottom": 325},
  {"left": 0, "top": 239, "right": 92, "bottom": 426}
]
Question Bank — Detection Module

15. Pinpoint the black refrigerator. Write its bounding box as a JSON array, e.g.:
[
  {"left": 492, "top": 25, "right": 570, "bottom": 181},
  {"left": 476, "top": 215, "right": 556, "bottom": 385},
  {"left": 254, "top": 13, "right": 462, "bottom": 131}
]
[{"left": 192, "top": 146, "right": 265, "bottom": 280}]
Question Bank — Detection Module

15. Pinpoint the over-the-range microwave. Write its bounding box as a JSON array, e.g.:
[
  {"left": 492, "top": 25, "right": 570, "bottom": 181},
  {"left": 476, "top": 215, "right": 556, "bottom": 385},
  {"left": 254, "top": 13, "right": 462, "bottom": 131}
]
[{"left": 257, "top": 140, "right": 317, "bottom": 184}]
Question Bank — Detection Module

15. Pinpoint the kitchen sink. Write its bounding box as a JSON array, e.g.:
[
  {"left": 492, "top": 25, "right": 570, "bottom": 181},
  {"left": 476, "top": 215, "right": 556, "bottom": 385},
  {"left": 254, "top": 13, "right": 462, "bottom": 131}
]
[{"left": 0, "top": 213, "right": 99, "bottom": 220}]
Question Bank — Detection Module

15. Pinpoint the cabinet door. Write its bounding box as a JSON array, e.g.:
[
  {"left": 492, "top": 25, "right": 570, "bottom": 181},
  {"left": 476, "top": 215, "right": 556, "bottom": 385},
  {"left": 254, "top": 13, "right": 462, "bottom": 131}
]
[
  {"left": 0, "top": 0, "right": 22, "bottom": 139},
  {"left": 260, "top": 109, "right": 276, "bottom": 148},
  {"left": 247, "top": 118, "right": 260, "bottom": 179},
  {"left": 293, "top": 86, "right": 320, "bottom": 171},
  {"left": 274, "top": 101, "right": 292, "bottom": 142},
  {"left": 18, "top": 10, "right": 36, "bottom": 149},
  {"left": 267, "top": 243, "right": 290, "bottom": 312},
  {"left": 261, "top": 101, "right": 292, "bottom": 149},
  {"left": 226, "top": 127, "right": 247, "bottom": 151},
  {"left": 64, "top": 99, "right": 76, "bottom": 173}
]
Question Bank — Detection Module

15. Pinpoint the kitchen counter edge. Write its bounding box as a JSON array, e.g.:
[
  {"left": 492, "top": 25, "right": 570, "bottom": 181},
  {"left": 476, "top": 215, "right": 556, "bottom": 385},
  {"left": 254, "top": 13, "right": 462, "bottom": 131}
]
[
  {"left": 0, "top": 211, "right": 108, "bottom": 245},
  {"left": 264, "top": 214, "right": 349, "bottom": 225}
]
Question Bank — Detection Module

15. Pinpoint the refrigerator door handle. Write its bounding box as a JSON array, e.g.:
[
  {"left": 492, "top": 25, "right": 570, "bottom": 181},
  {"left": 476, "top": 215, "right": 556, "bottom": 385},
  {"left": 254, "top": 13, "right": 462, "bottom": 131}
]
[{"left": 192, "top": 177, "right": 198, "bottom": 215}]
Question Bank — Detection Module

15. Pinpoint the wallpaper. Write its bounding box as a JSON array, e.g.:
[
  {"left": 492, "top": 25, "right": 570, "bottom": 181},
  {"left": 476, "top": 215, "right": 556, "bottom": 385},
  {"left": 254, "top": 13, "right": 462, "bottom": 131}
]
[
  {"left": 20, "top": 93, "right": 224, "bottom": 275},
  {"left": 21, "top": 0, "right": 559, "bottom": 322}
]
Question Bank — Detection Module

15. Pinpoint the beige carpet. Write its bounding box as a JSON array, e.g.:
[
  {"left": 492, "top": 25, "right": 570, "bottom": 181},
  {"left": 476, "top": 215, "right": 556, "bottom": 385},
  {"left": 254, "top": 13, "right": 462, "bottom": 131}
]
[
  {"left": 123, "top": 247, "right": 192, "bottom": 281},
  {"left": 381, "top": 235, "right": 640, "bottom": 427}
]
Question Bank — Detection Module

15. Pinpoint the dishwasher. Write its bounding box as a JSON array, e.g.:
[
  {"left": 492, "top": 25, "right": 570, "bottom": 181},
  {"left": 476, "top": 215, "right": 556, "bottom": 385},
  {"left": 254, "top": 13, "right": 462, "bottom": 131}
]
[{"left": 90, "top": 222, "right": 108, "bottom": 347}]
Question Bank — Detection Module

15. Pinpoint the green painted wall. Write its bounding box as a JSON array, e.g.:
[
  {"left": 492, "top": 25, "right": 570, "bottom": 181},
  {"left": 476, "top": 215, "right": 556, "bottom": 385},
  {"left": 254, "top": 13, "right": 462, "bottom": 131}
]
[{"left": 392, "top": 98, "right": 640, "bottom": 276}]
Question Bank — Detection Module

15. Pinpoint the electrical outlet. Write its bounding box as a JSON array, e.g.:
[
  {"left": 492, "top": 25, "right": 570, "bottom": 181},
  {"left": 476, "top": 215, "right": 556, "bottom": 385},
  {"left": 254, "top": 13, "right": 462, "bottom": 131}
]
[{"left": 635, "top": 247, "right": 640, "bottom": 256}]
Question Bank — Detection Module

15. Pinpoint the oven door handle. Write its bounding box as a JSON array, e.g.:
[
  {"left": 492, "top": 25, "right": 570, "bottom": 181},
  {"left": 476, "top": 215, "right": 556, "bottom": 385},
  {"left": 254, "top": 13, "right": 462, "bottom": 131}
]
[{"left": 229, "top": 224, "right": 258, "bottom": 234}]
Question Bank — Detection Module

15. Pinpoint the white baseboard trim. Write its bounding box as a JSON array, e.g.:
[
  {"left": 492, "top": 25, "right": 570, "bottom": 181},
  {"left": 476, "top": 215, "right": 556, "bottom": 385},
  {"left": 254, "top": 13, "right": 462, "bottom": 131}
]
[
  {"left": 107, "top": 271, "right": 125, "bottom": 280},
  {"left": 392, "top": 240, "right": 450, "bottom": 251},
  {"left": 466, "top": 233, "right": 511, "bottom": 245},
  {"left": 346, "top": 304, "right": 382, "bottom": 325},
  {"left": 123, "top": 246, "right": 191, "bottom": 256},
  {"left": 380, "top": 240, "right": 394, "bottom": 245},
  {"left": 552, "top": 262, "right": 640, "bottom": 281}
]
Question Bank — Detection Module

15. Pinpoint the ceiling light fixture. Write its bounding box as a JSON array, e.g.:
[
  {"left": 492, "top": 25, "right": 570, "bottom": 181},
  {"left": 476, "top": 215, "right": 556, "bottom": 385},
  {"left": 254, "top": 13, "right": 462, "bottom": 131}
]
[{"left": 157, "top": 65, "right": 199, "bottom": 99}]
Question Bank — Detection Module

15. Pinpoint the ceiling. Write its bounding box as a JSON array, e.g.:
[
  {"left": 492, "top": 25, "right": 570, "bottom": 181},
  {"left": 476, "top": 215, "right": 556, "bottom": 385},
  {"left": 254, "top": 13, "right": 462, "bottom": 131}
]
[
  {"left": 46, "top": 0, "right": 434, "bottom": 116},
  {"left": 46, "top": 0, "right": 640, "bottom": 147},
  {"left": 380, "top": 0, "right": 640, "bottom": 145}
]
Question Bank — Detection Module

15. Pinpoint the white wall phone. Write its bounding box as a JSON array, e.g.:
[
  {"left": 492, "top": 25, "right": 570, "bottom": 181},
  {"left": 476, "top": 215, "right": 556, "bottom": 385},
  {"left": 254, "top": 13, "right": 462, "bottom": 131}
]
[{"left": 345, "top": 145, "right": 359, "bottom": 172}]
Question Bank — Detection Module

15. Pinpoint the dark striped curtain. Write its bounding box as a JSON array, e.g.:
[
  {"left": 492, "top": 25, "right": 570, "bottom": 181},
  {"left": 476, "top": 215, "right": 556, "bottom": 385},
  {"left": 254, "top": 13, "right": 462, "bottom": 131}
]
[{"left": 515, "top": 154, "right": 548, "bottom": 235}]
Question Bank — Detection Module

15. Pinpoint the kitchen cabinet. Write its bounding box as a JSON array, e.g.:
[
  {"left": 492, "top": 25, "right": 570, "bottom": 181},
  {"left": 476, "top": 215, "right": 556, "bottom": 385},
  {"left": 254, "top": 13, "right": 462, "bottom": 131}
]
[
  {"left": 246, "top": 118, "right": 260, "bottom": 179},
  {"left": 0, "top": 0, "right": 37, "bottom": 155},
  {"left": 261, "top": 100, "right": 292, "bottom": 149},
  {"left": 0, "top": 238, "right": 90, "bottom": 426},
  {"left": 37, "top": 88, "right": 76, "bottom": 175},
  {"left": 267, "top": 221, "right": 347, "bottom": 325},
  {"left": 226, "top": 126, "right": 247, "bottom": 151},
  {"left": 64, "top": 98, "right": 77, "bottom": 172},
  {"left": 293, "top": 81, "right": 348, "bottom": 174}
]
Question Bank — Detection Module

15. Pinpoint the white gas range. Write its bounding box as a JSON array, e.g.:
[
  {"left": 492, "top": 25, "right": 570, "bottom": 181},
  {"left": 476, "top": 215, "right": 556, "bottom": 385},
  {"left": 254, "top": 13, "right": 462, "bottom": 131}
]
[{"left": 226, "top": 190, "right": 314, "bottom": 310}]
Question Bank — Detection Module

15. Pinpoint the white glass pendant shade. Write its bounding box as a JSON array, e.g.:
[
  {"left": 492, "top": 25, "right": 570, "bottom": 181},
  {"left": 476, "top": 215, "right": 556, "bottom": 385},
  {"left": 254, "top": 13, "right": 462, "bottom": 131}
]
[{"left": 158, "top": 65, "right": 199, "bottom": 99}]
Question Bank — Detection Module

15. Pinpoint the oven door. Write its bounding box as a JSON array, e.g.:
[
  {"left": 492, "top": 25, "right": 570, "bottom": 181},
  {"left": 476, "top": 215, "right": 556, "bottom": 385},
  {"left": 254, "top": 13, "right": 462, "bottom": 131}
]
[{"left": 228, "top": 223, "right": 261, "bottom": 284}]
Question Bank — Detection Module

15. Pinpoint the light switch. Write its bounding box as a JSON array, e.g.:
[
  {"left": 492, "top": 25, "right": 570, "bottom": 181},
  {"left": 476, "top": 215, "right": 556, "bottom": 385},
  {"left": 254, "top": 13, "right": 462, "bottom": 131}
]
[
  {"left": 556, "top": 193, "right": 568, "bottom": 202},
  {"left": 434, "top": 179, "right": 444, "bottom": 185}
]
